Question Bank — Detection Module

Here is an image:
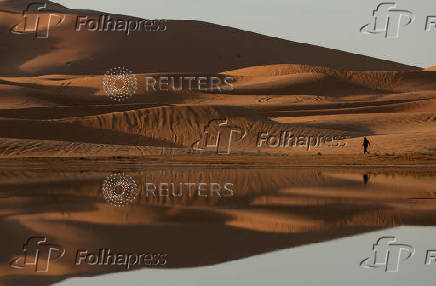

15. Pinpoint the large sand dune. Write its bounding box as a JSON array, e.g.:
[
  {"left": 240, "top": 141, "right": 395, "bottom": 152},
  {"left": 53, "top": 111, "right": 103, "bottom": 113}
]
[
  {"left": 0, "top": 1, "right": 420, "bottom": 77},
  {"left": 1, "top": 2, "right": 436, "bottom": 286},
  {"left": 0, "top": 63, "right": 435, "bottom": 159}
]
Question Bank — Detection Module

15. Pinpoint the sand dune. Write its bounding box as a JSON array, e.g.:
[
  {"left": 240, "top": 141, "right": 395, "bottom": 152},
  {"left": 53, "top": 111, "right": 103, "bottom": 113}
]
[
  {"left": 1, "top": 64, "right": 436, "bottom": 106},
  {"left": 0, "top": 63, "right": 435, "bottom": 158},
  {"left": 1, "top": 2, "right": 436, "bottom": 286},
  {"left": 225, "top": 64, "right": 436, "bottom": 93},
  {"left": 0, "top": 1, "right": 420, "bottom": 77}
]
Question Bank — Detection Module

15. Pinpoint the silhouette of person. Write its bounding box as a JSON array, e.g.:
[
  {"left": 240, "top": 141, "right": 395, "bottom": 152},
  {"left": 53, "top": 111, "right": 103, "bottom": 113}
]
[
  {"left": 363, "top": 137, "right": 371, "bottom": 154},
  {"left": 363, "top": 174, "right": 369, "bottom": 184}
]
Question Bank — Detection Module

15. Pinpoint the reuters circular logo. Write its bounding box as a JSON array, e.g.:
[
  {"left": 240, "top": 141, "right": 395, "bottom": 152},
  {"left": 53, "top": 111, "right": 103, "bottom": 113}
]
[
  {"left": 101, "top": 173, "right": 138, "bottom": 207},
  {"left": 102, "top": 67, "right": 137, "bottom": 102}
]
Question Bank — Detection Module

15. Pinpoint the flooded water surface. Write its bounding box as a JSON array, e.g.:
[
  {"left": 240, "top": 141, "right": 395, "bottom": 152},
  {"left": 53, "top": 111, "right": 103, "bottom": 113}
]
[{"left": 1, "top": 165, "right": 436, "bottom": 286}]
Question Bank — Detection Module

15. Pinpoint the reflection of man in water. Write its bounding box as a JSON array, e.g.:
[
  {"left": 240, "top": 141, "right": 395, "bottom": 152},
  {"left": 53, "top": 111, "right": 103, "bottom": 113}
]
[
  {"left": 363, "top": 137, "right": 371, "bottom": 154},
  {"left": 363, "top": 174, "right": 369, "bottom": 184}
]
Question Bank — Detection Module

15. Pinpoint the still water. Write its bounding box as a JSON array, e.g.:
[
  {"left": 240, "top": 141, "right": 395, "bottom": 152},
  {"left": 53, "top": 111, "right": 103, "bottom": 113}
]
[{"left": 1, "top": 165, "right": 435, "bottom": 285}]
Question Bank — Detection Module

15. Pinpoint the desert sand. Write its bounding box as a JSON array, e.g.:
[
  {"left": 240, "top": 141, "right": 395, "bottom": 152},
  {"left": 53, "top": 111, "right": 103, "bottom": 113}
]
[
  {"left": 0, "top": 1, "right": 434, "bottom": 162},
  {"left": 1, "top": 1, "right": 436, "bottom": 286},
  {"left": 0, "top": 65, "right": 435, "bottom": 161}
]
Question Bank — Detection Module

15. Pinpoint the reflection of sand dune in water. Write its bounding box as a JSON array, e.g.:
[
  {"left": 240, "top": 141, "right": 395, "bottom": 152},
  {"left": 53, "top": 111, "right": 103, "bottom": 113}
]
[
  {"left": 2, "top": 168, "right": 436, "bottom": 275},
  {"left": 3, "top": 168, "right": 436, "bottom": 231},
  {"left": 1, "top": 168, "right": 436, "bottom": 285}
]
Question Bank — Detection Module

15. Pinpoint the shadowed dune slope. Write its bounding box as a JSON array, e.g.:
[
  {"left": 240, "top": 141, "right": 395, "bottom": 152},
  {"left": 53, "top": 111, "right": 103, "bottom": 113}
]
[{"left": 0, "top": 1, "right": 420, "bottom": 76}]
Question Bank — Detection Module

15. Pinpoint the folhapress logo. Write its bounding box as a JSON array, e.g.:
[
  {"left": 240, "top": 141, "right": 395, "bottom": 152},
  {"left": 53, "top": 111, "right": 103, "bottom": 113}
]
[
  {"left": 10, "top": 1, "right": 65, "bottom": 39},
  {"left": 360, "top": 236, "right": 415, "bottom": 272},
  {"left": 9, "top": 236, "right": 65, "bottom": 272},
  {"left": 192, "top": 119, "right": 246, "bottom": 155},
  {"left": 361, "top": 2, "right": 414, "bottom": 38}
]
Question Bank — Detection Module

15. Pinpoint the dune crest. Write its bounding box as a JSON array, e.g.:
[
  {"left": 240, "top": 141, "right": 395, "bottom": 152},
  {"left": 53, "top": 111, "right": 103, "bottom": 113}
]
[{"left": 0, "top": 1, "right": 420, "bottom": 76}]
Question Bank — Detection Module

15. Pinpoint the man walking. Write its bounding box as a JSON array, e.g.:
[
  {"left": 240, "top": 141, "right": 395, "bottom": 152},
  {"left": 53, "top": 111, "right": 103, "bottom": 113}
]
[{"left": 363, "top": 137, "right": 371, "bottom": 154}]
